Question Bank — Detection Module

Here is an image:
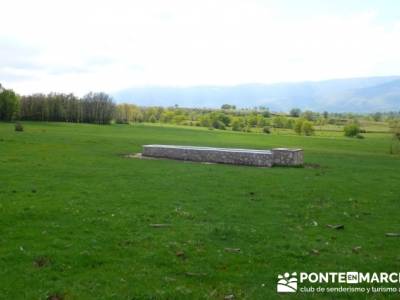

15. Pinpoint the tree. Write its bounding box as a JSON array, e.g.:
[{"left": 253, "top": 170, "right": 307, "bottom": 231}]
[
  {"left": 160, "top": 109, "right": 175, "bottom": 123},
  {"left": 294, "top": 119, "right": 304, "bottom": 135},
  {"left": 290, "top": 108, "right": 301, "bottom": 117},
  {"left": 199, "top": 115, "right": 211, "bottom": 127},
  {"left": 19, "top": 92, "right": 115, "bottom": 124},
  {"left": 272, "top": 116, "right": 286, "bottom": 128},
  {"left": 393, "top": 123, "right": 400, "bottom": 141},
  {"left": 247, "top": 114, "right": 259, "bottom": 127},
  {"left": 301, "top": 121, "right": 315, "bottom": 136},
  {"left": 285, "top": 118, "right": 295, "bottom": 129},
  {"left": 148, "top": 115, "right": 157, "bottom": 123},
  {"left": 172, "top": 114, "right": 186, "bottom": 124},
  {"left": 344, "top": 123, "right": 361, "bottom": 137},
  {"left": 372, "top": 112, "right": 383, "bottom": 122},
  {"left": 115, "top": 103, "right": 138, "bottom": 124},
  {"left": 323, "top": 111, "right": 329, "bottom": 119},
  {"left": 262, "top": 126, "right": 271, "bottom": 134},
  {"left": 294, "top": 118, "right": 314, "bottom": 135},
  {"left": 231, "top": 117, "right": 245, "bottom": 131},
  {"left": 82, "top": 92, "right": 115, "bottom": 124},
  {"left": 211, "top": 120, "right": 226, "bottom": 130},
  {"left": 301, "top": 110, "right": 315, "bottom": 121},
  {"left": 259, "top": 106, "right": 271, "bottom": 117},
  {"left": 256, "top": 116, "right": 268, "bottom": 128},
  {"left": 389, "top": 120, "right": 400, "bottom": 154},
  {"left": 209, "top": 112, "right": 230, "bottom": 128},
  {"left": 0, "top": 87, "right": 20, "bottom": 121},
  {"left": 221, "top": 104, "right": 236, "bottom": 110}
]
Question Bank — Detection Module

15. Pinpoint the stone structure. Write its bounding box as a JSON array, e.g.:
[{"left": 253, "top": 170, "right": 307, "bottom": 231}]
[
  {"left": 271, "top": 148, "right": 304, "bottom": 166},
  {"left": 142, "top": 145, "right": 303, "bottom": 167}
]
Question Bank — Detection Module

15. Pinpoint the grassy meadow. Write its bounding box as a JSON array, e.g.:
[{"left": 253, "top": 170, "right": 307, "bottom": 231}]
[{"left": 1, "top": 121, "right": 400, "bottom": 299}]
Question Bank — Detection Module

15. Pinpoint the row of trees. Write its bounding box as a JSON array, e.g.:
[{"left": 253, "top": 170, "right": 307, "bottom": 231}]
[
  {"left": 289, "top": 107, "right": 400, "bottom": 122},
  {"left": 113, "top": 104, "right": 400, "bottom": 138},
  {"left": 113, "top": 103, "right": 318, "bottom": 135},
  {"left": 20, "top": 92, "right": 115, "bottom": 124},
  {"left": 2, "top": 84, "right": 400, "bottom": 138},
  {"left": 0, "top": 84, "right": 115, "bottom": 124}
]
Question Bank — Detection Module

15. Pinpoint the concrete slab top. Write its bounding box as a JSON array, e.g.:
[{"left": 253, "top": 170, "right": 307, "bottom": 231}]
[
  {"left": 143, "top": 144, "right": 273, "bottom": 154},
  {"left": 272, "top": 148, "right": 303, "bottom": 152}
]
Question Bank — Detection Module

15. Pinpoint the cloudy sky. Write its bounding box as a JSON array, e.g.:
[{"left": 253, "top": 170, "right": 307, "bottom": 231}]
[{"left": 1, "top": 0, "right": 400, "bottom": 95}]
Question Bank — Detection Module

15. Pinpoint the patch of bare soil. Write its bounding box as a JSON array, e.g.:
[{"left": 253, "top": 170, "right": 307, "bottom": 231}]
[
  {"left": 121, "top": 153, "right": 216, "bottom": 164},
  {"left": 33, "top": 256, "right": 51, "bottom": 268},
  {"left": 120, "top": 153, "right": 157, "bottom": 160},
  {"left": 304, "top": 163, "right": 321, "bottom": 169},
  {"left": 47, "top": 294, "right": 64, "bottom": 300}
]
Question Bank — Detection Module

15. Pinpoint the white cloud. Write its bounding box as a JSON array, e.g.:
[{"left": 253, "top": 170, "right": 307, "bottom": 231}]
[{"left": 1, "top": 0, "right": 400, "bottom": 95}]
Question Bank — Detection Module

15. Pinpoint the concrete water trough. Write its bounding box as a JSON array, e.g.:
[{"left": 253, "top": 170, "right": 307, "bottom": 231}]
[{"left": 142, "top": 145, "right": 303, "bottom": 167}]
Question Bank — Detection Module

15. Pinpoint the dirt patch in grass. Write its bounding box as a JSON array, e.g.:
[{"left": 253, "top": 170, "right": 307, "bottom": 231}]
[
  {"left": 304, "top": 163, "right": 322, "bottom": 169},
  {"left": 33, "top": 256, "right": 51, "bottom": 268},
  {"left": 119, "top": 153, "right": 156, "bottom": 159},
  {"left": 121, "top": 153, "right": 216, "bottom": 165},
  {"left": 47, "top": 293, "right": 64, "bottom": 300}
]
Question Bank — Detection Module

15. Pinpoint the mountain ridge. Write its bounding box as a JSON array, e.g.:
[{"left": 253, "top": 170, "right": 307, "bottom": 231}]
[{"left": 113, "top": 76, "right": 400, "bottom": 112}]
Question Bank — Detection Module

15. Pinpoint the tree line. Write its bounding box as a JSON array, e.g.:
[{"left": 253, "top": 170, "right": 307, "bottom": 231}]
[
  {"left": 0, "top": 84, "right": 115, "bottom": 124},
  {"left": 20, "top": 92, "right": 115, "bottom": 124},
  {"left": 1, "top": 83, "right": 400, "bottom": 138}
]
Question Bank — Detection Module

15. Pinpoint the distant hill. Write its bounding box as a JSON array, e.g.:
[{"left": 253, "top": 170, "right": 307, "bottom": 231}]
[{"left": 113, "top": 76, "right": 400, "bottom": 112}]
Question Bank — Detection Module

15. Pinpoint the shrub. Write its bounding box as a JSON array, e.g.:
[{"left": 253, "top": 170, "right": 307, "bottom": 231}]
[
  {"left": 148, "top": 115, "right": 157, "bottom": 123},
  {"left": 285, "top": 118, "right": 295, "bottom": 129},
  {"left": 272, "top": 116, "right": 286, "bottom": 128},
  {"left": 390, "top": 122, "right": 400, "bottom": 154},
  {"left": 301, "top": 121, "right": 315, "bottom": 136},
  {"left": 231, "top": 117, "right": 245, "bottom": 131},
  {"left": 221, "top": 104, "right": 236, "bottom": 110},
  {"left": 199, "top": 116, "right": 211, "bottom": 127},
  {"left": 294, "top": 119, "right": 304, "bottom": 135},
  {"left": 290, "top": 108, "right": 301, "bottom": 117},
  {"left": 256, "top": 116, "right": 268, "bottom": 128},
  {"left": 293, "top": 119, "right": 314, "bottom": 135},
  {"left": 301, "top": 110, "right": 315, "bottom": 121},
  {"left": 392, "top": 122, "right": 400, "bottom": 141},
  {"left": 262, "top": 126, "right": 271, "bottom": 134},
  {"left": 212, "top": 120, "right": 226, "bottom": 130},
  {"left": 15, "top": 122, "right": 24, "bottom": 132},
  {"left": 344, "top": 123, "right": 361, "bottom": 137}
]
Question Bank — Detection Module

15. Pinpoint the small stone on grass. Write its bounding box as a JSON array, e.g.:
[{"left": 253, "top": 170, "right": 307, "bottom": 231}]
[
  {"left": 327, "top": 224, "right": 344, "bottom": 230},
  {"left": 385, "top": 233, "right": 400, "bottom": 237},
  {"left": 149, "top": 224, "right": 171, "bottom": 228},
  {"left": 224, "top": 248, "right": 241, "bottom": 253}
]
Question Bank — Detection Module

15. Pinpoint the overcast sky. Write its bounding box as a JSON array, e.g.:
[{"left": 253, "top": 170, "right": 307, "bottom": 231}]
[{"left": 1, "top": 0, "right": 400, "bottom": 95}]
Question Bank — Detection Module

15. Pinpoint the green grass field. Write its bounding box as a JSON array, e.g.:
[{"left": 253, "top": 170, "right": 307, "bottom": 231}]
[{"left": 1, "top": 122, "right": 400, "bottom": 299}]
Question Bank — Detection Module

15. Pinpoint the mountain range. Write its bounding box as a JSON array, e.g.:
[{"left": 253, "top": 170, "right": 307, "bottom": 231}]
[{"left": 113, "top": 76, "right": 400, "bottom": 112}]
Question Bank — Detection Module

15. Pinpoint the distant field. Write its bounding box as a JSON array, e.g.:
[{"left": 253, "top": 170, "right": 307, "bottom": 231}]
[
  {"left": 1, "top": 122, "right": 400, "bottom": 299},
  {"left": 314, "top": 121, "right": 391, "bottom": 133}
]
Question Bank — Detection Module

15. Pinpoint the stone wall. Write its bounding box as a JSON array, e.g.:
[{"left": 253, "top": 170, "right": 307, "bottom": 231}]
[
  {"left": 142, "top": 145, "right": 274, "bottom": 167},
  {"left": 271, "top": 148, "right": 304, "bottom": 166},
  {"left": 142, "top": 145, "right": 303, "bottom": 167}
]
